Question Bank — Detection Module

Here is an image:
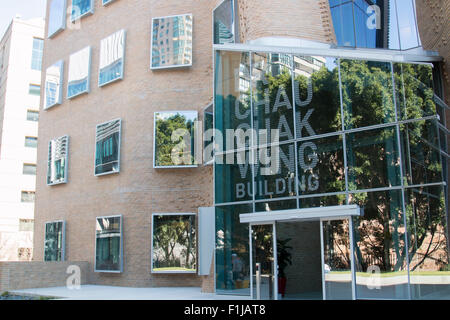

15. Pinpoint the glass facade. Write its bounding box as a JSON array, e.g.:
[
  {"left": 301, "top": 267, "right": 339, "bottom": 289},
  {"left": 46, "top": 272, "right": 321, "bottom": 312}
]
[
  {"left": 328, "top": 0, "right": 421, "bottom": 50},
  {"left": 151, "top": 214, "right": 197, "bottom": 273},
  {"left": 95, "top": 216, "right": 122, "bottom": 272},
  {"left": 214, "top": 49, "right": 449, "bottom": 299},
  {"left": 44, "top": 221, "right": 65, "bottom": 261}
]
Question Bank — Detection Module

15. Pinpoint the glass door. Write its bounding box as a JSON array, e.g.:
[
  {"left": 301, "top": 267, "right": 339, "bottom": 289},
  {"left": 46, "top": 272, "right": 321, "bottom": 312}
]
[
  {"left": 250, "top": 223, "right": 277, "bottom": 300},
  {"left": 321, "top": 217, "right": 355, "bottom": 300}
]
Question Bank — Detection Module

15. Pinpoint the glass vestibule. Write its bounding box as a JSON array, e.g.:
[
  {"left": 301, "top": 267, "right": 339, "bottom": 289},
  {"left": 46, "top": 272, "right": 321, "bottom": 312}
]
[{"left": 214, "top": 48, "right": 449, "bottom": 299}]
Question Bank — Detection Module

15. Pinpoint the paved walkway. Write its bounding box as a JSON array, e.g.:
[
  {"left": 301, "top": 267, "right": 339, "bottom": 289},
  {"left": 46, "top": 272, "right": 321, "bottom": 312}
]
[{"left": 11, "top": 285, "right": 251, "bottom": 300}]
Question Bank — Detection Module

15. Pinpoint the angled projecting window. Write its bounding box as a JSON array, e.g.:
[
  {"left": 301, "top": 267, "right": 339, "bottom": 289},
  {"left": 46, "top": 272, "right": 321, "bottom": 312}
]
[
  {"left": 151, "top": 14, "right": 193, "bottom": 69},
  {"left": 48, "top": 0, "right": 67, "bottom": 38},
  {"left": 102, "top": 0, "right": 117, "bottom": 5},
  {"left": 213, "top": 0, "right": 239, "bottom": 44},
  {"left": 154, "top": 111, "right": 199, "bottom": 168},
  {"left": 47, "top": 135, "right": 69, "bottom": 185},
  {"left": 151, "top": 213, "right": 197, "bottom": 273},
  {"left": 203, "top": 104, "right": 214, "bottom": 165},
  {"left": 99, "top": 29, "right": 126, "bottom": 87},
  {"left": 44, "top": 221, "right": 65, "bottom": 261},
  {"left": 95, "top": 215, "right": 123, "bottom": 272},
  {"left": 31, "top": 38, "right": 44, "bottom": 71},
  {"left": 71, "top": 0, "right": 94, "bottom": 22},
  {"left": 67, "top": 46, "right": 91, "bottom": 99},
  {"left": 27, "top": 110, "right": 39, "bottom": 121},
  {"left": 44, "top": 60, "right": 64, "bottom": 109},
  {"left": 95, "top": 119, "right": 121, "bottom": 176}
]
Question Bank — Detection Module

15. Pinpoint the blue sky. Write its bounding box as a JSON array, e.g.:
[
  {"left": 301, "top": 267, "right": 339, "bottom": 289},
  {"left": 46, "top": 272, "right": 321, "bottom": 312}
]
[{"left": 0, "top": 0, "right": 47, "bottom": 39}]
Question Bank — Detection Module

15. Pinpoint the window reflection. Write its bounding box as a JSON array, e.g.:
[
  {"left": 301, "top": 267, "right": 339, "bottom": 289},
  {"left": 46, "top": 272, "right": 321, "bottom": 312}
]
[
  {"left": 48, "top": 0, "right": 66, "bottom": 38},
  {"left": 44, "top": 221, "right": 65, "bottom": 261},
  {"left": 154, "top": 111, "right": 198, "bottom": 167},
  {"left": 67, "top": 46, "right": 91, "bottom": 99},
  {"left": 329, "top": 0, "right": 421, "bottom": 50},
  {"left": 99, "top": 29, "right": 126, "bottom": 87},
  {"left": 95, "top": 216, "right": 122, "bottom": 272},
  {"left": 47, "top": 135, "right": 69, "bottom": 185},
  {"left": 95, "top": 119, "right": 121, "bottom": 175},
  {"left": 152, "top": 214, "right": 196, "bottom": 273},
  {"left": 213, "top": 0, "right": 238, "bottom": 44},
  {"left": 44, "top": 60, "right": 64, "bottom": 109},
  {"left": 71, "top": 0, "right": 94, "bottom": 21},
  {"left": 151, "top": 14, "right": 193, "bottom": 69}
]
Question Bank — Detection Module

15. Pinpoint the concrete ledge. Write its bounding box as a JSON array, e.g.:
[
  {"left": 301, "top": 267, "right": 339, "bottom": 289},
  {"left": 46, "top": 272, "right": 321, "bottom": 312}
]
[{"left": 0, "top": 261, "right": 89, "bottom": 292}]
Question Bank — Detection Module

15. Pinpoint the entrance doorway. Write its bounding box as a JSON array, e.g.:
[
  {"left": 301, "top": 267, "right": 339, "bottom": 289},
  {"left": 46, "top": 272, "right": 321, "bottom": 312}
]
[{"left": 244, "top": 206, "right": 360, "bottom": 300}]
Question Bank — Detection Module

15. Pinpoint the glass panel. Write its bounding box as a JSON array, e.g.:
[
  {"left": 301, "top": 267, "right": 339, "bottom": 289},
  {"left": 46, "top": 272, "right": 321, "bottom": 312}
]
[
  {"left": 396, "top": 0, "right": 420, "bottom": 50},
  {"left": 26, "top": 110, "right": 39, "bottom": 121},
  {"left": 31, "top": 38, "right": 43, "bottom": 71},
  {"left": 213, "top": 0, "right": 236, "bottom": 44},
  {"left": 400, "top": 119, "right": 443, "bottom": 186},
  {"left": 297, "top": 135, "right": 345, "bottom": 196},
  {"left": 394, "top": 63, "right": 436, "bottom": 120},
  {"left": 95, "top": 216, "right": 122, "bottom": 272},
  {"left": 346, "top": 126, "right": 401, "bottom": 190},
  {"left": 67, "top": 47, "right": 91, "bottom": 99},
  {"left": 329, "top": 1, "right": 355, "bottom": 47},
  {"left": 216, "top": 204, "right": 252, "bottom": 295},
  {"left": 99, "top": 29, "right": 126, "bottom": 87},
  {"left": 21, "top": 191, "right": 35, "bottom": 203},
  {"left": 44, "top": 221, "right": 64, "bottom": 261},
  {"left": 102, "top": 0, "right": 117, "bottom": 5},
  {"left": 322, "top": 219, "right": 353, "bottom": 300},
  {"left": 95, "top": 119, "right": 121, "bottom": 175},
  {"left": 25, "top": 136, "right": 38, "bottom": 148},
  {"left": 215, "top": 150, "right": 253, "bottom": 203},
  {"left": 151, "top": 14, "right": 193, "bottom": 69},
  {"left": 298, "top": 194, "right": 346, "bottom": 209},
  {"left": 203, "top": 104, "right": 214, "bottom": 164},
  {"left": 252, "top": 52, "right": 294, "bottom": 145},
  {"left": 254, "top": 199, "right": 297, "bottom": 212},
  {"left": 152, "top": 214, "right": 197, "bottom": 273},
  {"left": 215, "top": 50, "right": 251, "bottom": 151},
  {"left": 44, "top": 60, "right": 64, "bottom": 109},
  {"left": 154, "top": 111, "right": 198, "bottom": 167},
  {"left": 351, "top": 190, "right": 409, "bottom": 299},
  {"left": 341, "top": 59, "right": 395, "bottom": 129},
  {"left": 71, "top": 0, "right": 93, "bottom": 21},
  {"left": 406, "top": 186, "right": 450, "bottom": 299},
  {"left": 48, "top": 0, "right": 67, "bottom": 38},
  {"left": 251, "top": 224, "right": 276, "bottom": 300},
  {"left": 293, "top": 56, "right": 341, "bottom": 137},
  {"left": 19, "top": 219, "right": 34, "bottom": 232},
  {"left": 47, "top": 135, "right": 69, "bottom": 185}
]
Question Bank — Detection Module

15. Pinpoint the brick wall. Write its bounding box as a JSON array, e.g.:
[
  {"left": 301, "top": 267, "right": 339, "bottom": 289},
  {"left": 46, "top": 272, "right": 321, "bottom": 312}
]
[{"left": 0, "top": 261, "right": 89, "bottom": 292}]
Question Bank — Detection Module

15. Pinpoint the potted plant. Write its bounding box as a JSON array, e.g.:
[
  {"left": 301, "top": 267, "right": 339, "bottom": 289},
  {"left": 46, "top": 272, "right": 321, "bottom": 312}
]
[{"left": 277, "top": 238, "right": 292, "bottom": 298}]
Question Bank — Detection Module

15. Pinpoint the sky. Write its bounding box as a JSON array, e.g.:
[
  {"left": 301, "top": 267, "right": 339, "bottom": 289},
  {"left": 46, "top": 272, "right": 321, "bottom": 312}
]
[{"left": 0, "top": 0, "right": 47, "bottom": 39}]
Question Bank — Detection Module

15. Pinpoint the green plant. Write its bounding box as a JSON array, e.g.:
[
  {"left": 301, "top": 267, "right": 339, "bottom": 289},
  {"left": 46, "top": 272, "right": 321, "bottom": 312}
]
[
  {"left": 1, "top": 291, "right": 9, "bottom": 297},
  {"left": 277, "top": 238, "right": 292, "bottom": 278}
]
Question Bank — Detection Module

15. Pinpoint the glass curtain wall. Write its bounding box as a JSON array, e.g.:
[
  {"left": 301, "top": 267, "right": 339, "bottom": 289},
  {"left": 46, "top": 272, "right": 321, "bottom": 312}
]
[{"left": 214, "top": 49, "right": 449, "bottom": 299}]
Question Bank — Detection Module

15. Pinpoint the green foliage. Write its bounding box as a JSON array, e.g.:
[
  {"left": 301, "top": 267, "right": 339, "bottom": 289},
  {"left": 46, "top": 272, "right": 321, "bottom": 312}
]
[{"left": 1, "top": 291, "right": 9, "bottom": 297}]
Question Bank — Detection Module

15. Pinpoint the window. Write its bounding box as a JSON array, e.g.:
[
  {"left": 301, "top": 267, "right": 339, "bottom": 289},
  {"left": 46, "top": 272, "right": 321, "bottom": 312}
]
[
  {"left": 151, "top": 213, "right": 196, "bottom": 273},
  {"left": 25, "top": 136, "right": 38, "bottom": 148},
  {"left": 48, "top": 0, "right": 67, "bottom": 38},
  {"left": 21, "top": 191, "right": 35, "bottom": 203},
  {"left": 23, "top": 163, "right": 37, "bottom": 175},
  {"left": 67, "top": 46, "right": 91, "bottom": 99},
  {"left": 47, "top": 135, "right": 69, "bottom": 185},
  {"left": 99, "top": 29, "right": 126, "bottom": 87},
  {"left": 95, "top": 215, "right": 123, "bottom": 272},
  {"left": 214, "top": 0, "right": 239, "bottom": 45},
  {"left": 19, "top": 219, "right": 34, "bottom": 232},
  {"left": 44, "top": 221, "right": 65, "bottom": 261},
  {"left": 31, "top": 38, "right": 44, "bottom": 71},
  {"left": 95, "top": 119, "right": 121, "bottom": 176},
  {"left": 203, "top": 104, "right": 214, "bottom": 165},
  {"left": 151, "top": 14, "right": 193, "bottom": 69},
  {"left": 29, "top": 84, "right": 41, "bottom": 96},
  {"left": 44, "top": 60, "right": 64, "bottom": 109},
  {"left": 102, "top": 0, "right": 117, "bottom": 5},
  {"left": 18, "top": 248, "right": 32, "bottom": 261},
  {"left": 26, "top": 110, "right": 39, "bottom": 121},
  {"left": 71, "top": 0, "right": 94, "bottom": 22},
  {"left": 154, "top": 111, "right": 199, "bottom": 168}
]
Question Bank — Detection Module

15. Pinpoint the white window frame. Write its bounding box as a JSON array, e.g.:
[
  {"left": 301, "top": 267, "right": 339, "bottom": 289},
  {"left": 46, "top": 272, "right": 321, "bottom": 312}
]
[
  {"left": 151, "top": 212, "right": 197, "bottom": 274},
  {"left": 94, "top": 214, "right": 123, "bottom": 273}
]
